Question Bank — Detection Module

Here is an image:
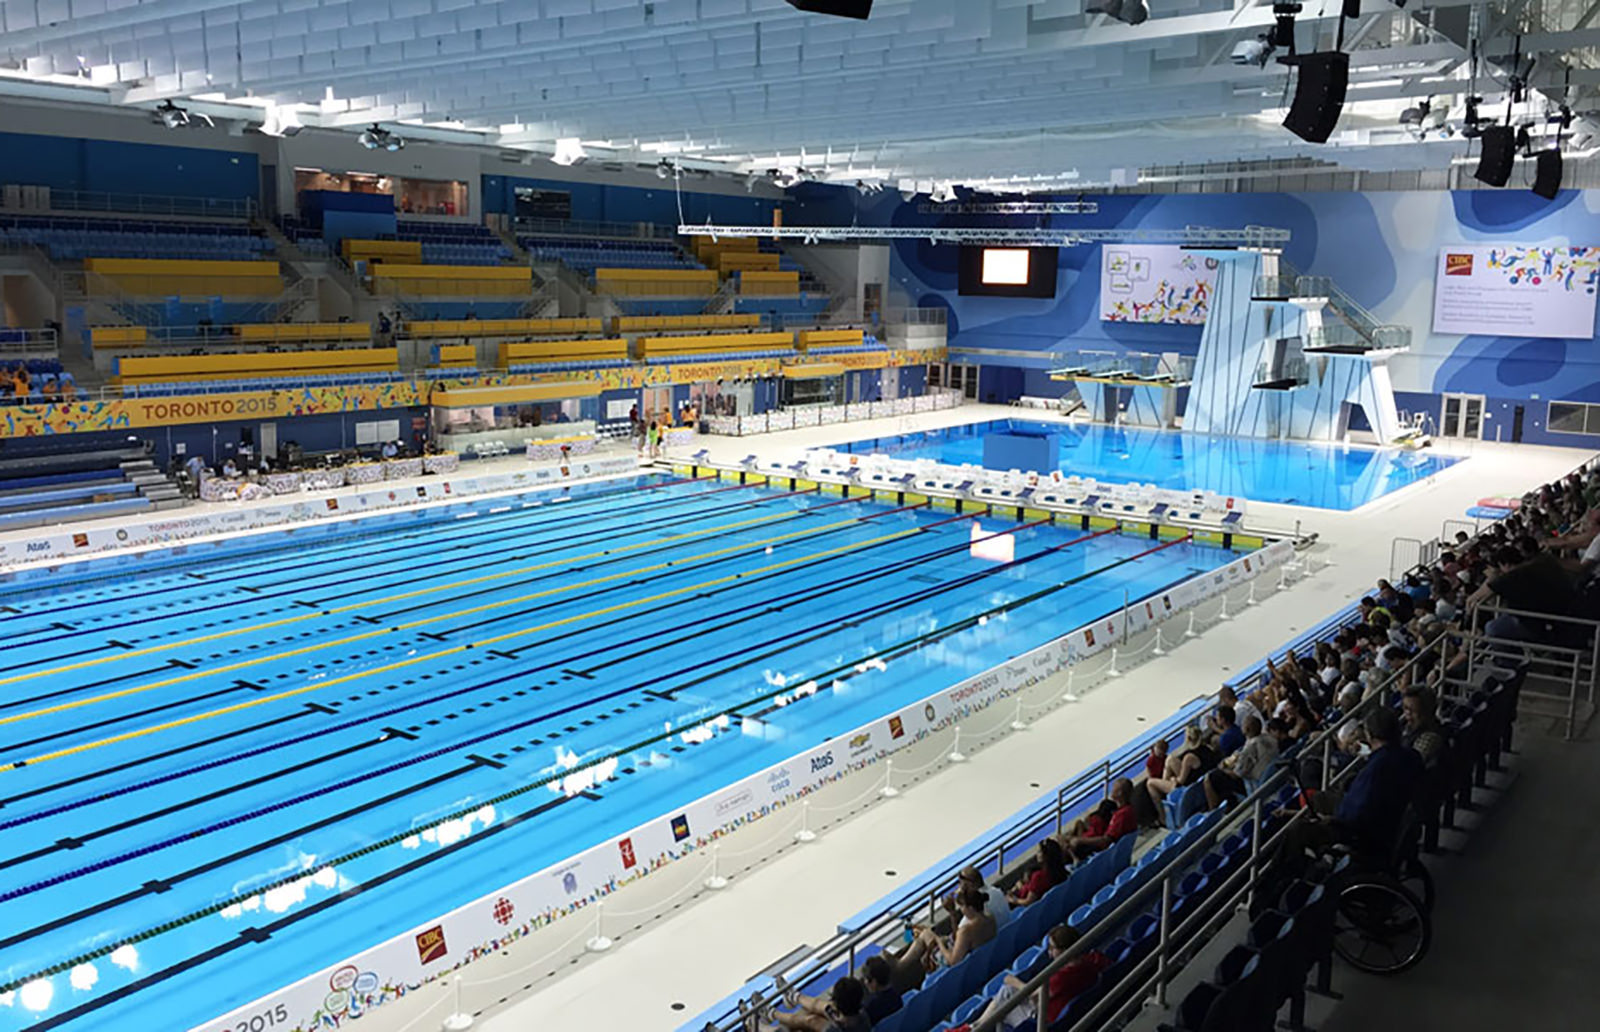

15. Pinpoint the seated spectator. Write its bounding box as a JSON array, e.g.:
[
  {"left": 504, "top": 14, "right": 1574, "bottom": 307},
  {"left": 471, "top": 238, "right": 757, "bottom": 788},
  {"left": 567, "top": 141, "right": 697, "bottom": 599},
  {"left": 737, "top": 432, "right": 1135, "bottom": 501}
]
[
  {"left": 770, "top": 956, "right": 899, "bottom": 1032},
  {"left": 1145, "top": 737, "right": 1169, "bottom": 781},
  {"left": 762, "top": 974, "right": 871, "bottom": 1032},
  {"left": 884, "top": 888, "right": 995, "bottom": 990},
  {"left": 1212, "top": 704, "right": 1244, "bottom": 757},
  {"left": 972, "top": 924, "right": 1111, "bottom": 1030},
  {"left": 1008, "top": 837, "right": 1067, "bottom": 907},
  {"left": 1401, "top": 686, "right": 1446, "bottom": 769},
  {"left": 944, "top": 865, "right": 1010, "bottom": 928},
  {"left": 1280, "top": 706, "right": 1424, "bottom": 866},
  {"left": 1218, "top": 684, "right": 1262, "bottom": 730},
  {"left": 1064, "top": 778, "right": 1136, "bottom": 860},
  {"left": 1204, "top": 715, "right": 1278, "bottom": 810},
  {"left": 1145, "top": 725, "right": 1217, "bottom": 824}
]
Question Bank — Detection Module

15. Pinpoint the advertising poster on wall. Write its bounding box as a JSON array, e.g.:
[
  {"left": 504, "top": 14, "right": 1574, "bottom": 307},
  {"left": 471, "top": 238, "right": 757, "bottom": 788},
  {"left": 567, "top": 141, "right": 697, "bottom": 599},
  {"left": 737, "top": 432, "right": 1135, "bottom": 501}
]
[
  {"left": 1431, "top": 244, "right": 1600, "bottom": 339},
  {"left": 1100, "top": 245, "right": 1217, "bottom": 325}
]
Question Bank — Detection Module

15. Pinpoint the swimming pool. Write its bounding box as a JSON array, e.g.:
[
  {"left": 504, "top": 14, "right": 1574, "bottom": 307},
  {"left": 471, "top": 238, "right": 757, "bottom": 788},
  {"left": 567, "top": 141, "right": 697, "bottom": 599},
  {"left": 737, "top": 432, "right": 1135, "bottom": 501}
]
[
  {"left": 0, "top": 473, "right": 1242, "bottom": 1031},
  {"left": 837, "top": 419, "right": 1460, "bottom": 510}
]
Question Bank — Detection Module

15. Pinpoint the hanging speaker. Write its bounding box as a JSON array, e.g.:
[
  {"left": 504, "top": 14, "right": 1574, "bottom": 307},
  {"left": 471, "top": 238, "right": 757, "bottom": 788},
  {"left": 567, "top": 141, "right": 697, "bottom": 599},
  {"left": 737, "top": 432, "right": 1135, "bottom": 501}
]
[
  {"left": 1532, "top": 148, "right": 1563, "bottom": 200},
  {"left": 1474, "top": 126, "right": 1516, "bottom": 187},
  {"left": 1282, "top": 52, "right": 1350, "bottom": 144},
  {"left": 784, "top": 0, "right": 874, "bottom": 17}
]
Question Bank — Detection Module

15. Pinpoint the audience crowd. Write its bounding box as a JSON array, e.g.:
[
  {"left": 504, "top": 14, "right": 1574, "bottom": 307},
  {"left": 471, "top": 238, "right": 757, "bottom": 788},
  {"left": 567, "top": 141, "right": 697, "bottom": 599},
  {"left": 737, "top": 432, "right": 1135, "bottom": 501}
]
[{"left": 737, "top": 461, "right": 1598, "bottom": 1032}]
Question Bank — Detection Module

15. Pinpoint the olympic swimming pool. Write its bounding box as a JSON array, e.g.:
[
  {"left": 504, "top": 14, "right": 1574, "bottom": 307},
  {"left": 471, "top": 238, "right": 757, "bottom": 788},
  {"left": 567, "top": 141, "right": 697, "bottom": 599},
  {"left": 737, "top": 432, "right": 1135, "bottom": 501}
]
[
  {"left": 0, "top": 473, "right": 1246, "bottom": 1031},
  {"left": 837, "top": 419, "right": 1460, "bottom": 510}
]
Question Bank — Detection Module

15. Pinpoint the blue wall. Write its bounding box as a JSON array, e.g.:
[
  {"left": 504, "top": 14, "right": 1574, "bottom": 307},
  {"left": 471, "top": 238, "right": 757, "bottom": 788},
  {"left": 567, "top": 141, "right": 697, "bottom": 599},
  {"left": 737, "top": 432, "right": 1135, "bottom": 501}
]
[
  {"left": 0, "top": 132, "right": 258, "bottom": 201},
  {"left": 785, "top": 183, "right": 1600, "bottom": 445},
  {"left": 481, "top": 174, "right": 779, "bottom": 228},
  {"left": 134, "top": 406, "right": 425, "bottom": 469}
]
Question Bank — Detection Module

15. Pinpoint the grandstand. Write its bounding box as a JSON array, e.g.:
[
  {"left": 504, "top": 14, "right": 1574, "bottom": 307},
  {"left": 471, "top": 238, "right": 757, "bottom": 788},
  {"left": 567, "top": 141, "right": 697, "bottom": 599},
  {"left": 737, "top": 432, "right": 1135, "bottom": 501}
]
[{"left": 4, "top": 6, "right": 1600, "bottom": 1032}]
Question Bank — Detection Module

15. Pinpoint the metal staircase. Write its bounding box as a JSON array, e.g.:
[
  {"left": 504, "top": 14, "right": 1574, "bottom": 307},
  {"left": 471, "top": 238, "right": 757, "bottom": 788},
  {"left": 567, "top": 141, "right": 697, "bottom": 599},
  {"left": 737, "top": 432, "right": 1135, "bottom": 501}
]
[{"left": 1252, "top": 259, "right": 1412, "bottom": 351}]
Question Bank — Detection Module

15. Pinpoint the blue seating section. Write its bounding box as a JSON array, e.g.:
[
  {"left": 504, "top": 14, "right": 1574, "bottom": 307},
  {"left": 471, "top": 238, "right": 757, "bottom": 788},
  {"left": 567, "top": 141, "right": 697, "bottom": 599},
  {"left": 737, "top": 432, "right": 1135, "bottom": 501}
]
[
  {"left": 519, "top": 235, "right": 703, "bottom": 276},
  {"left": 0, "top": 215, "right": 270, "bottom": 261},
  {"left": 403, "top": 301, "right": 527, "bottom": 320},
  {"left": 647, "top": 348, "right": 796, "bottom": 364},
  {"left": 0, "top": 496, "right": 150, "bottom": 529},
  {"left": 808, "top": 339, "right": 885, "bottom": 356},
  {"left": 398, "top": 220, "right": 513, "bottom": 264},
  {"left": 613, "top": 298, "right": 711, "bottom": 317},
  {"left": 734, "top": 296, "right": 831, "bottom": 318}
]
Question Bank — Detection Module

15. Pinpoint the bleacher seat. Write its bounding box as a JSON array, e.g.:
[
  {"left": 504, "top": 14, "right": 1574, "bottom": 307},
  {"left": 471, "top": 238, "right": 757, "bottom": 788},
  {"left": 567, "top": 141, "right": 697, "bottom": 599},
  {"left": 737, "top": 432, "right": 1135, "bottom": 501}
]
[
  {"left": 0, "top": 214, "right": 270, "bottom": 261},
  {"left": 521, "top": 234, "right": 703, "bottom": 276}
]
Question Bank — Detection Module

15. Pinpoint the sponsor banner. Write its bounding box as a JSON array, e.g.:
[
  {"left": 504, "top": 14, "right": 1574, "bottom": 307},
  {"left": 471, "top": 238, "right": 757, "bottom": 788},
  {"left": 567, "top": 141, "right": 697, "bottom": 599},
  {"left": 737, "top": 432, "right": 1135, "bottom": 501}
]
[
  {"left": 191, "top": 533, "right": 1290, "bottom": 1032},
  {"left": 0, "top": 382, "right": 425, "bottom": 437},
  {"left": 0, "top": 455, "right": 639, "bottom": 575}
]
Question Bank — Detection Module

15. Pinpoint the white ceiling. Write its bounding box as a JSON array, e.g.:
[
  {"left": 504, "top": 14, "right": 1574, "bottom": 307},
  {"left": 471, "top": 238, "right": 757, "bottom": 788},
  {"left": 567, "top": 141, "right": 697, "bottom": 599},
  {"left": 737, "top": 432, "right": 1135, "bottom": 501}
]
[{"left": 2, "top": 0, "right": 1599, "bottom": 191}]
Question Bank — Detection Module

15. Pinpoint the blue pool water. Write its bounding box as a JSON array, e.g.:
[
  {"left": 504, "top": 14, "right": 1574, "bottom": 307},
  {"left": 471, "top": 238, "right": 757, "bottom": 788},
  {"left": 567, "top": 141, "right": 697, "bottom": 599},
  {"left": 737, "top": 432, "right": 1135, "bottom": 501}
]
[
  {"left": 0, "top": 474, "right": 1239, "bottom": 1031},
  {"left": 838, "top": 420, "right": 1460, "bottom": 511}
]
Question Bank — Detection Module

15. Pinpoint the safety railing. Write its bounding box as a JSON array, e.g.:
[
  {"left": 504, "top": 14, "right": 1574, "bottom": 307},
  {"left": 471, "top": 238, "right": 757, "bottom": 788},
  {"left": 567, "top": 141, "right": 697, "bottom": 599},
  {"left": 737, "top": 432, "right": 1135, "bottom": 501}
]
[
  {"left": 882, "top": 306, "right": 949, "bottom": 326},
  {"left": 1465, "top": 603, "right": 1598, "bottom": 741},
  {"left": 974, "top": 620, "right": 1469, "bottom": 1032},
  {"left": 1049, "top": 349, "right": 1194, "bottom": 382},
  {"left": 0, "top": 327, "right": 59, "bottom": 357},
  {"left": 0, "top": 185, "right": 256, "bottom": 220},
  {"left": 702, "top": 390, "right": 963, "bottom": 436},
  {"left": 513, "top": 216, "right": 674, "bottom": 241}
]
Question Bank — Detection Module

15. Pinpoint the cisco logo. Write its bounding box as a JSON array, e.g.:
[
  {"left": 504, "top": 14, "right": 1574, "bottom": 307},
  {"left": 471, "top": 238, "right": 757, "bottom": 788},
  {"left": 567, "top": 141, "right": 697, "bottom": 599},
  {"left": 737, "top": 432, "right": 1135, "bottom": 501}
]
[
  {"left": 809, "top": 753, "right": 834, "bottom": 774},
  {"left": 767, "top": 766, "right": 792, "bottom": 794}
]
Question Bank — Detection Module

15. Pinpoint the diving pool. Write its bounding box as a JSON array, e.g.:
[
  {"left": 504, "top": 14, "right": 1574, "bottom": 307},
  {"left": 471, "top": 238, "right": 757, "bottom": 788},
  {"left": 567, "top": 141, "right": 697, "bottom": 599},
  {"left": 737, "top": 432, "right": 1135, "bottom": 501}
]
[{"left": 837, "top": 419, "right": 1460, "bottom": 510}]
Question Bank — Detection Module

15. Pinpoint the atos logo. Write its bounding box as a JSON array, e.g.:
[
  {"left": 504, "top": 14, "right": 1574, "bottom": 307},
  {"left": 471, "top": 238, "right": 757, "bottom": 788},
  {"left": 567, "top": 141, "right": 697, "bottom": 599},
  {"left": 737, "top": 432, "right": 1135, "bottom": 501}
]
[
  {"left": 810, "top": 753, "right": 834, "bottom": 774},
  {"left": 26, "top": 542, "right": 50, "bottom": 553}
]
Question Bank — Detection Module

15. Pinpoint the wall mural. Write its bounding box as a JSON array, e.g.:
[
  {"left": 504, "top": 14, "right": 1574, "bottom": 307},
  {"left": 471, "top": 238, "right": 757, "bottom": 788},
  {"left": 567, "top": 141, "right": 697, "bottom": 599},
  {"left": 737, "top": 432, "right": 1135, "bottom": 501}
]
[{"left": 784, "top": 184, "right": 1600, "bottom": 407}]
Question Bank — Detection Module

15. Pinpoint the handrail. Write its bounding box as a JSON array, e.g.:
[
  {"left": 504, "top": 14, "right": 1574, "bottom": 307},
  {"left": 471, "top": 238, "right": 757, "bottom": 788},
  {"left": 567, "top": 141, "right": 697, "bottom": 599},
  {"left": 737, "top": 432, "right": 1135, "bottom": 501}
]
[
  {"left": 972, "top": 621, "right": 1463, "bottom": 1032},
  {"left": 513, "top": 216, "right": 674, "bottom": 241},
  {"left": 974, "top": 452, "right": 1600, "bottom": 1031},
  {"left": 0, "top": 185, "right": 255, "bottom": 220}
]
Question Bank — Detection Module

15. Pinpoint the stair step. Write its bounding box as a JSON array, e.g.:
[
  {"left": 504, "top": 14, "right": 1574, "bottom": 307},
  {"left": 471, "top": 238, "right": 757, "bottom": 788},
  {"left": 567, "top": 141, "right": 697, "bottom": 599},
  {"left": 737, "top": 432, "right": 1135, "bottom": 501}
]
[{"left": 151, "top": 498, "right": 188, "bottom": 511}]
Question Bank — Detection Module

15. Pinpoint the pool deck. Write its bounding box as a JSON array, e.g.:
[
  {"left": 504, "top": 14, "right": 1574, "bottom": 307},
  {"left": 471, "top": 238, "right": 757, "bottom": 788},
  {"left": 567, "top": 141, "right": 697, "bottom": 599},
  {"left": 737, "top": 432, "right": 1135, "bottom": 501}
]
[{"left": 319, "top": 408, "right": 1589, "bottom": 1032}]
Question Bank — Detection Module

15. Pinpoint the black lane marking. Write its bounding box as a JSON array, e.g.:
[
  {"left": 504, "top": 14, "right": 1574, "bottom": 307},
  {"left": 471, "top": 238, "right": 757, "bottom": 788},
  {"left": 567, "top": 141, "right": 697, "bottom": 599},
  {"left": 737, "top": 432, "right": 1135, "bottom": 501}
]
[
  {"left": 0, "top": 762, "right": 482, "bottom": 938},
  {"left": 0, "top": 681, "right": 254, "bottom": 756},
  {"left": 0, "top": 705, "right": 320, "bottom": 816},
  {"left": 0, "top": 735, "right": 397, "bottom": 873},
  {"left": 429, "top": 496, "right": 869, "bottom": 637},
  {"left": 19, "top": 792, "right": 589, "bottom": 1030},
  {"left": 562, "top": 668, "right": 596, "bottom": 680},
  {"left": 380, "top": 726, "right": 418, "bottom": 741},
  {"left": 167, "top": 658, "right": 197, "bottom": 670},
  {"left": 466, "top": 753, "right": 506, "bottom": 769},
  {"left": 0, "top": 477, "right": 720, "bottom": 624},
  {"left": 0, "top": 641, "right": 122, "bottom": 674},
  {"left": 0, "top": 663, "right": 178, "bottom": 714},
  {"left": 105, "top": 639, "right": 135, "bottom": 650},
  {"left": 364, "top": 487, "right": 830, "bottom": 622},
  {"left": 235, "top": 679, "right": 268, "bottom": 691}
]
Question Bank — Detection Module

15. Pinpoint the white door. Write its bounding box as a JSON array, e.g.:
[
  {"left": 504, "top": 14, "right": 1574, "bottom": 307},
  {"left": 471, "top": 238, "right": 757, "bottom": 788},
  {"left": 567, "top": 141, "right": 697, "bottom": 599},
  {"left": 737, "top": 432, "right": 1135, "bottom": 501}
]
[
  {"left": 259, "top": 422, "right": 278, "bottom": 461},
  {"left": 1439, "top": 393, "right": 1485, "bottom": 438}
]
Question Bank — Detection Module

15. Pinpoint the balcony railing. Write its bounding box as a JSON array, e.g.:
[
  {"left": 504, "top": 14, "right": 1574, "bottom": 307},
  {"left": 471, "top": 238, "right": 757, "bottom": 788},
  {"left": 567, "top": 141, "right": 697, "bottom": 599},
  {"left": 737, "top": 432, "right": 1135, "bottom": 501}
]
[{"left": 0, "top": 184, "right": 256, "bottom": 220}]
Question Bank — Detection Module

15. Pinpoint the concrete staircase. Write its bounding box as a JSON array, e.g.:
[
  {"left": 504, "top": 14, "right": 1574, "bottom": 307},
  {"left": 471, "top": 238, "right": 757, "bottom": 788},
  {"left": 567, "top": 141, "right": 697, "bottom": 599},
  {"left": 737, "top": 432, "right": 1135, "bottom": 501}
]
[{"left": 120, "top": 457, "right": 186, "bottom": 510}]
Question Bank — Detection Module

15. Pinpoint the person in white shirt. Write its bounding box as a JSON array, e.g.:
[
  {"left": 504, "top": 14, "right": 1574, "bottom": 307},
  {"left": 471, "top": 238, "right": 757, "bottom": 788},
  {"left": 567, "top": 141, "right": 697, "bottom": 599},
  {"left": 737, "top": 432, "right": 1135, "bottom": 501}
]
[{"left": 945, "top": 865, "right": 1011, "bottom": 928}]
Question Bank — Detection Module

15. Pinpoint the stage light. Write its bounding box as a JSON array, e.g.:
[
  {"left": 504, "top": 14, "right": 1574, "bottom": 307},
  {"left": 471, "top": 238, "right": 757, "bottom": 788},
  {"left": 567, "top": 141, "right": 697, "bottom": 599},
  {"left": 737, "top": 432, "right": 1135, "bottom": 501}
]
[
  {"left": 929, "top": 182, "right": 958, "bottom": 204},
  {"left": 550, "top": 138, "right": 587, "bottom": 166},
  {"left": 745, "top": 171, "right": 765, "bottom": 192},
  {"left": 357, "top": 124, "right": 404, "bottom": 151},
  {"left": 1232, "top": 36, "right": 1275, "bottom": 68},
  {"left": 1086, "top": 0, "right": 1149, "bottom": 25},
  {"left": 154, "top": 100, "right": 210, "bottom": 129},
  {"left": 1398, "top": 99, "right": 1430, "bottom": 127},
  {"left": 855, "top": 179, "right": 883, "bottom": 196},
  {"left": 656, "top": 158, "right": 676, "bottom": 179},
  {"left": 784, "top": 1, "right": 873, "bottom": 18}
]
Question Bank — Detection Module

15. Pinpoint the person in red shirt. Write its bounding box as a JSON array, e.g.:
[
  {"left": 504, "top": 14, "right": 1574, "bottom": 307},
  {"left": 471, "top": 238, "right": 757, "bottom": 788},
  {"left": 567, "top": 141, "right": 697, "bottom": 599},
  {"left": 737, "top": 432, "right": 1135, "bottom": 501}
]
[
  {"left": 1007, "top": 837, "right": 1067, "bottom": 907},
  {"left": 1064, "top": 778, "right": 1136, "bottom": 862},
  {"left": 1145, "top": 738, "right": 1169, "bottom": 781},
  {"left": 969, "top": 924, "right": 1111, "bottom": 1030}
]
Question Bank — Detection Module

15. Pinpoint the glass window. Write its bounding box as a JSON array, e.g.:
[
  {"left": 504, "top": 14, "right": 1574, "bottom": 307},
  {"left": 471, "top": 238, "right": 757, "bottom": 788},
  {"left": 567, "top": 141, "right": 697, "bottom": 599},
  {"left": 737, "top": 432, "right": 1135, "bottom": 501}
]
[
  {"left": 1550, "top": 402, "right": 1588, "bottom": 434},
  {"left": 1586, "top": 406, "right": 1600, "bottom": 436}
]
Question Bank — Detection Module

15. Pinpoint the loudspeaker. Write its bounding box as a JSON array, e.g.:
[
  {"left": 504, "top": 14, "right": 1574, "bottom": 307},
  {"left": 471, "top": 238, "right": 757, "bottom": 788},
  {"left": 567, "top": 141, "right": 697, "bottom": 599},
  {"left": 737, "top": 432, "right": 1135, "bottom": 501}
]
[
  {"left": 784, "top": 0, "right": 874, "bottom": 17},
  {"left": 1532, "top": 148, "right": 1563, "bottom": 199},
  {"left": 1282, "top": 51, "right": 1349, "bottom": 144},
  {"left": 1473, "top": 126, "right": 1516, "bottom": 187}
]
